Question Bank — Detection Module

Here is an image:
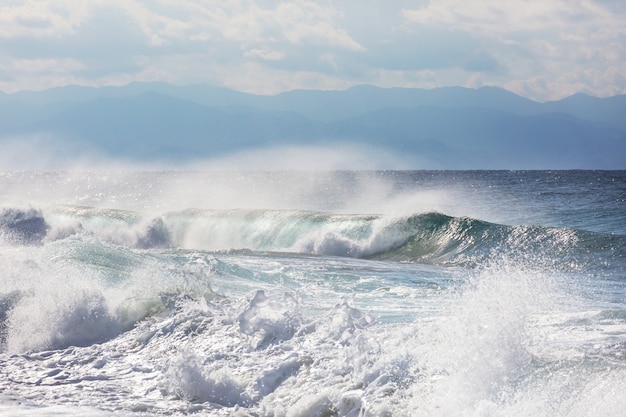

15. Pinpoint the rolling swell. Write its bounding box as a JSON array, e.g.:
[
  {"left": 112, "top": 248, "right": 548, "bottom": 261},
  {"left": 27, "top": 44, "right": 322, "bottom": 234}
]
[
  {"left": 372, "top": 213, "right": 626, "bottom": 270},
  {"left": 369, "top": 212, "right": 502, "bottom": 264},
  {"left": 161, "top": 209, "right": 626, "bottom": 269},
  {"left": 7, "top": 205, "right": 625, "bottom": 268},
  {"left": 163, "top": 206, "right": 626, "bottom": 269}
]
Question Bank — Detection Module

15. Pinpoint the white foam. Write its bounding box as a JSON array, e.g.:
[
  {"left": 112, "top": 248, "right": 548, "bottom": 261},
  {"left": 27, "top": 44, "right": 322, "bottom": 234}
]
[
  {"left": 1, "top": 170, "right": 624, "bottom": 416},
  {"left": 1, "top": 263, "right": 624, "bottom": 416},
  {"left": 0, "top": 397, "right": 118, "bottom": 417}
]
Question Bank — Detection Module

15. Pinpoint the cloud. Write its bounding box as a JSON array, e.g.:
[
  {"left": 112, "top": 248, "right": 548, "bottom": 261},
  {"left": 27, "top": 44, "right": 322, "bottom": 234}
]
[
  {"left": 11, "top": 57, "right": 85, "bottom": 74},
  {"left": 0, "top": 1, "right": 367, "bottom": 92},
  {"left": 244, "top": 48, "right": 286, "bottom": 61},
  {"left": 0, "top": 1, "right": 91, "bottom": 38},
  {"left": 400, "top": 0, "right": 626, "bottom": 99},
  {"left": 108, "top": 0, "right": 365, "bottom": 52},
  {"left": 403, "top": 1, "right": 573, "bottom": 34},
  {"left": 0, "top": 0, "right": 624, "bottom": 100}
]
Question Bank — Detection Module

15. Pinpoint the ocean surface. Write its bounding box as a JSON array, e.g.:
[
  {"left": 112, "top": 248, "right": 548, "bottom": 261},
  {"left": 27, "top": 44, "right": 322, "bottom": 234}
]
[{"left": 0, "top": 170, "right": 624, "bottom": 416}]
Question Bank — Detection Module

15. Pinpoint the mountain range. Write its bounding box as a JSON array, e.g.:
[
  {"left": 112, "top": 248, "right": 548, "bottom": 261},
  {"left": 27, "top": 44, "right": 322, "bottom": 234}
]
[{"left": 1, "top": 82, "right": 625, "bottom": 169}]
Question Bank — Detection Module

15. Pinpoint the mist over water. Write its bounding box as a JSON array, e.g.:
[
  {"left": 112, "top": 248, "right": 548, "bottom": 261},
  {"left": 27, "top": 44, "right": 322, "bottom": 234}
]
[{"left": 1, "top": 167, "right": 625, "bottom": 416}]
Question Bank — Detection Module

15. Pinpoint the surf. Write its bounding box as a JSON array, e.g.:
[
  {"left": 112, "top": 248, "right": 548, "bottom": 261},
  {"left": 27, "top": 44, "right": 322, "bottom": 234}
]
[
  {"left": 1, "top": 170, "right": 625, "bottom": 416},
  {"left": 4, "top": 205, "right": 624, "bottom": 269}
]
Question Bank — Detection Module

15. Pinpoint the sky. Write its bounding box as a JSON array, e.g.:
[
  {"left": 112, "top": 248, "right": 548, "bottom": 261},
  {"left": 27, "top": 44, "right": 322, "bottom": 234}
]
[{"left": 1, "top": 0, "right": 625, "bottom": 101}]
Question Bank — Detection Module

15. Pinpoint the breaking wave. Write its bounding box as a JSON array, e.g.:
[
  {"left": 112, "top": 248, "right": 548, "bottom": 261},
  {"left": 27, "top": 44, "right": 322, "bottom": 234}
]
[{"left": 3, "top": 205, "right": 623, "bottom": 268}]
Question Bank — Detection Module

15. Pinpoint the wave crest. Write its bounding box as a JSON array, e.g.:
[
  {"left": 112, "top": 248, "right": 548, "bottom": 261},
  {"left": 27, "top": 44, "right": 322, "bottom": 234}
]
[{"left": 5, "top": 205, "right": 623, "bottom": 267}]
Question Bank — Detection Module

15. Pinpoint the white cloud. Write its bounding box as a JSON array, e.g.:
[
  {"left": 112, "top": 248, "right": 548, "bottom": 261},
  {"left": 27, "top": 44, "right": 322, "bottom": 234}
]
[
  {"left": 12, "top": 58, "right": 85, "bottom": 73},
  {"left": 401, "top": 0, "right": 626, "bottom": 100},
  {"left": 244, "top": 48, "right": 286, "bottom": 61},
  {"left": 0, "top": 1, "right": 92, "bottom": 38},
  {"left": 211, "top": 61, "right": 355, "bottom": 94},
  {"left": 402, "top": 0, "right": 618, "bottom": 35},
  {"left": 113, "top": 0, "right": 365, "bottom": 51},
  {"left": 0, "top": 0, "right": 624, "bottom": 100}
]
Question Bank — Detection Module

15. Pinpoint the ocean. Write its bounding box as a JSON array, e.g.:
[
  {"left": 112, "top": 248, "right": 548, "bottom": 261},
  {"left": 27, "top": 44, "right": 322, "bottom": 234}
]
[{"left": 0, "top": 170, "right": 624, "bottom": 416}]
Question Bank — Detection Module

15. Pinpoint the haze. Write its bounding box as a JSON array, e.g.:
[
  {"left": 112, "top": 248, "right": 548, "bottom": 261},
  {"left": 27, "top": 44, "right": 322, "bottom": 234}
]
[{"left": 1, "top": 1, "right": 625, "bottom": 169}]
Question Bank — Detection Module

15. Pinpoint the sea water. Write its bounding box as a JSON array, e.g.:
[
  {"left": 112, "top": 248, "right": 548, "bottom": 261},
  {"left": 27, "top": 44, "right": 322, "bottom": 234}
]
[{"left": 0, "top": 170, "right": 624, "bottom": 416}]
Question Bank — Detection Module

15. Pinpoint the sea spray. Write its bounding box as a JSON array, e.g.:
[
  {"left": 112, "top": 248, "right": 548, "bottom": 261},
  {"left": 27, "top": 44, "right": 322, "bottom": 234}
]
[{"left": 0, "top": 170, "right": 624, "bottom": 416}]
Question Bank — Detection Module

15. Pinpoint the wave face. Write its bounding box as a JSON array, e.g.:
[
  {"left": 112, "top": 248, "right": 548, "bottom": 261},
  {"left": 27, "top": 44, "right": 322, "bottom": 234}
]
[
  {"left": 12, "top": 205, "right": 624, "bottom": 271},
  {"left": 0, "top": 170, "right": 625, "bottom": 417}
]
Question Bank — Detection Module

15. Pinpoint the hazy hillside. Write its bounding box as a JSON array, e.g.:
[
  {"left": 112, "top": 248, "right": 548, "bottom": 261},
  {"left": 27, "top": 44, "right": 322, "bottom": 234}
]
[{"left": 1, "top": 83, "right": 624, "bottom": 169}]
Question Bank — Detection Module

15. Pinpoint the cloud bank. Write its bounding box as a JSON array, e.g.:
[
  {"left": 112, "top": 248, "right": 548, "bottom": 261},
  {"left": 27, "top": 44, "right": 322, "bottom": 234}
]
[{"left": 0, "top": 0, "right": 625, "bottom": 100}]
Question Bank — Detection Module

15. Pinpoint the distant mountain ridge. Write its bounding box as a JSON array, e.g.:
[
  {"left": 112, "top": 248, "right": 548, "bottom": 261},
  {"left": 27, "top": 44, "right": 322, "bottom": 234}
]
[{"left": 1, "top": 83, "right": 625, "bottom": 169}]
